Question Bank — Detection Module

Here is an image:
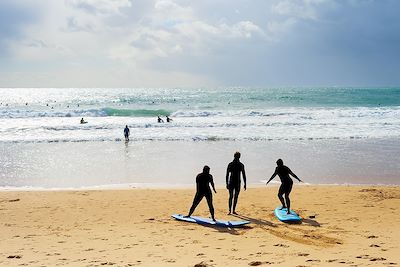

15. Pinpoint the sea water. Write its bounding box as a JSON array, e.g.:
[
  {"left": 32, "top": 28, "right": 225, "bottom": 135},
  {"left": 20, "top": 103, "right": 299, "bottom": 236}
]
[{"left": 0, "top": 87, "right": 399, "bottom": 188}]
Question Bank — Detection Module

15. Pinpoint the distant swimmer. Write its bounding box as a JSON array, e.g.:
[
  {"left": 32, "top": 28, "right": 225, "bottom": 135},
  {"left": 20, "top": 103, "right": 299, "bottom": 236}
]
[
  {"left": 266, "top": 159, "right": 302, "bottom": 214},
  {"left": 166, "top": 116, "right": 172, "bottom": 122},
  {"left": 157, "top": 116, "right": 164, "bottom": 123},
  {"left": 185, "top": 166, "right": 217, "bottom": 221},
  {"left": 124, "top": 125, "right": 130, "bottom": 141},
  {"left": 80, "top": 118, "right": 87, "bottom": 124},
  {"left": 226, "top": 152, "right": 247, "bottom": 215}
]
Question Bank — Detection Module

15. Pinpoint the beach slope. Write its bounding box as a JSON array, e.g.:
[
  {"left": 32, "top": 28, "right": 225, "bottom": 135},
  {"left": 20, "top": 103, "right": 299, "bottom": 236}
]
[{"left": 1, "top": 186, "right": 399, "bottom": 266}]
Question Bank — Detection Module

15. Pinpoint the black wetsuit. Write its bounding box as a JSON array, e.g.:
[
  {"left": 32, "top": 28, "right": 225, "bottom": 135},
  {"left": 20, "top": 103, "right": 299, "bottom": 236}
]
[
  {"left": 275, "top": 165, "right": 294, "bottom": 195},
  {"left": 226, "top": 159, "right": 245, "bottom": 213},
  {"left": 124, "top": 127, "right": 129, "bottom": 139},
  {"left": 188, "top": 172, "right": 215, "bottom": 216},
  {"left": 227, "top": 160, "right": 244, "bottom": 191}
]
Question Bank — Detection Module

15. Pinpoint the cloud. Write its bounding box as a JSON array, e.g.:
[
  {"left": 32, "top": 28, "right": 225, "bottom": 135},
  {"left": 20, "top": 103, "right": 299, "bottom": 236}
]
[
  {"left": 67, "top": 0, "right": 132, "bottom": 15},
  {"left": 0, "top": 0, "right": 400, "bottom": 87},
  {"left": 65, "top": 16, "right": 96, "bottom": 32}
]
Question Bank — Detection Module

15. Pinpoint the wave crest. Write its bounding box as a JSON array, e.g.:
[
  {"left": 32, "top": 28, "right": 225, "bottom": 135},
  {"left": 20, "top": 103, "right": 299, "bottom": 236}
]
[{"left": 103, "top": 108, "right": 170, "bottom": 117}]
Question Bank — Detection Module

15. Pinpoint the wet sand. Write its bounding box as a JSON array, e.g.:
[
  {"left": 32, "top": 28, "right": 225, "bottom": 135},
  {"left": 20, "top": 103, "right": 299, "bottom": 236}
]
[{"left": 1, "top": 185, "right": 399, "bottom": 266}]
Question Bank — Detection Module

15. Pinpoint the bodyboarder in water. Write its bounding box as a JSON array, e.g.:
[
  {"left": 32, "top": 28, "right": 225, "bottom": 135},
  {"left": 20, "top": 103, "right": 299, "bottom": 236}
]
[
  {"left": 266, "top": 159, "right": 302, "bottom": 214},
  {"left": 185, "top": 165, "right": 217, "bottom": 221},
  {"left": 226, "top": 152, "right": 247, "bottom": 215}
]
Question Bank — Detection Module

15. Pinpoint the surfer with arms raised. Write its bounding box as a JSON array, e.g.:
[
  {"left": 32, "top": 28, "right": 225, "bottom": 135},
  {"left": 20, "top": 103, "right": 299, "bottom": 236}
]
[
  {"left": 266, "top": 159, "right": 302, "bottom": 214},
  {"left": 185, "top": 165, "right": 217, "bottom": 221}
]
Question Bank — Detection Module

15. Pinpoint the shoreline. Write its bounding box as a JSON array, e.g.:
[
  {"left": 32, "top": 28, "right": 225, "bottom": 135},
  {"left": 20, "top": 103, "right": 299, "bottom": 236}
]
[
  {"left": 1, "top": 182, "right": 399, "bottom": 192},
  {"left": 1, "top": 185, "right": 399, "bottom": 266}
]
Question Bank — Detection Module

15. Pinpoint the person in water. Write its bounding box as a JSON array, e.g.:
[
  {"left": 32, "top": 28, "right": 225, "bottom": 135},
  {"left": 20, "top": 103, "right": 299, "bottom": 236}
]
[
  {"left": 226, "top": 151, "right": 247, "bottom": 215},
  {"left": 266, "top": 159, "right": 302, "bottom": 214},
  {"left": 157, "top": 116, "right": 164, "bottom": 123},
  {"left": 124, "top": 125, "right": 130, "bottom": 141},
  {"left": 80, "top": 118, "right": 86, "bottom": 124},
  {"left": 166, "top": 116, "right": 172, "bottom": 122},
  {"left": 186, "top": 165, "right": 217, "bottom": 221}
]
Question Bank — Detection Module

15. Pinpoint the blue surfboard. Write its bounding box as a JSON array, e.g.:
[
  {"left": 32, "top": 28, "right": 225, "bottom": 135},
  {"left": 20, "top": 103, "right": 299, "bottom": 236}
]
[
  {"left": 274, "top": 207, "right": 301, "bottom": 223},
  {"left": 172, "top": 214, "right": 250, "bottom": 227}
]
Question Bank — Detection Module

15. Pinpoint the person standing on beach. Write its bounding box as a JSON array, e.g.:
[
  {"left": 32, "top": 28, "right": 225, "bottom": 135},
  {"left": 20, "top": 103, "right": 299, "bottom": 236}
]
[
  {"left": 266, "top": 159, "right": 302, "bottom": 214},
  {"left": 186, "top": 165, "right": 217, "bottom": 221},
  {"left": 226, "top": 152, "right": 247, "bottom": 215},
  {"left": 124, "top": 125, "right": 130, "bottom": 141}
]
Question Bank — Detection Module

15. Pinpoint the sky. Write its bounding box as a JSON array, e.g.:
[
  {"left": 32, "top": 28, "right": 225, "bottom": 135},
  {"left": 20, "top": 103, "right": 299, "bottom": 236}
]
[{"left": 0, "top": 0, "right": 399, "bottom": 88}]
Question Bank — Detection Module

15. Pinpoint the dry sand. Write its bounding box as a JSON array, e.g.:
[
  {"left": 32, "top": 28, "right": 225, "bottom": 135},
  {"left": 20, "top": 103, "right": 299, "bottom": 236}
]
[{"left": 1, "top": 185, "right": 399, "bottom": 266}]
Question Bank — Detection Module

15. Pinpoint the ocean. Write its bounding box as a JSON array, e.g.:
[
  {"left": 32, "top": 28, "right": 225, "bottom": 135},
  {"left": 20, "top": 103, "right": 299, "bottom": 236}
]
[{"left": 1, "top": 87, "right": 399, "bottom": 188}]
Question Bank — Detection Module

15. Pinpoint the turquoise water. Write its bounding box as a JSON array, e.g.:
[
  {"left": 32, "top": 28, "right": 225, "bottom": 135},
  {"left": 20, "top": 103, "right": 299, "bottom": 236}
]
[
  {"left": 0, "top": 87, "right": 399, "bottom": 143},
  {"left": 0, "top": 87, "right": 399, "bottom": 188}
]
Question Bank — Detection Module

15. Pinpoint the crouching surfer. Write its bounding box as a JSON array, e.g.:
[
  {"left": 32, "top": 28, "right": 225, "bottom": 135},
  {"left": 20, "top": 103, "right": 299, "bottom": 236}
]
[
  {"left": 266, "top": 159, "right": 302, "bottom": 214},
  {"left": 185, "top": 165, "right": 217, "bottom": 221}
]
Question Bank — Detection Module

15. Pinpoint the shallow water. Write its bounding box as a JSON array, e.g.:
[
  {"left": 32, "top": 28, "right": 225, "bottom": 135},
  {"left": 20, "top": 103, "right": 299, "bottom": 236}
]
[{"left": 1, "top": 139, "right": 399, "bottom": 189}]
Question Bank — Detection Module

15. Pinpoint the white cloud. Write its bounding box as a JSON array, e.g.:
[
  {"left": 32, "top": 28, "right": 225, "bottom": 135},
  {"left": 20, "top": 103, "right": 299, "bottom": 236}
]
[
  {"left": 67, "top": 0, "right": 132, "bottom": 15},
  {"left": 3, "top": 0, "right": 397, "bottom": 87}
]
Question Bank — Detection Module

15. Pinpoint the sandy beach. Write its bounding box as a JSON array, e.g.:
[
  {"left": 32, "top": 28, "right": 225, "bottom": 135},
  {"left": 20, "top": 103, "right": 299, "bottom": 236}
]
[{"left": 1, "top": 185, "right": 399, "bottom": 266}]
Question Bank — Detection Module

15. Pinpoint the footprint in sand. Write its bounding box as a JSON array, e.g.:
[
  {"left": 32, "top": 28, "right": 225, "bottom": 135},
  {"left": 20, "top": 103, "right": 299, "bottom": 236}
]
[
  {"left": 273, "top": 244, "right": 289, "bottom": 248},
  {"left": 339, "top": 260, "right": 353, "bottom": 264},
  {"left": 248, "top": 261, "right": 263, "bottom": 266},
  {"left": 194, "top": 261, "right": 213, "bottom": 267},
  {"left": 251, "top": 262, "right": 275, "bottom": 266},
  {"left": 356, "top": 255, "right": 370, "bottom": 259},
  {"left": 7, "top": 255, "right": 22, "bottom": 259},
  {"left": 306, "top": 259, "right": 321, "bottom": 263},
  {"left": 297, "top": 253, "right": 309, "bottom": 256},
  {"left": 370, "top": 257, "right": 386, "bottom": 262},
  {"left": 326, "top": 259, "right": 337, "bottom": 263}
]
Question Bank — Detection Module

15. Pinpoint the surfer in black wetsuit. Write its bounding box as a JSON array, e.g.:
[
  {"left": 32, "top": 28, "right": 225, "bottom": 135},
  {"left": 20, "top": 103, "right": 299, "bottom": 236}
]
[
  {"left": 186, "top": 165, "right": 217, "bottom": 221},
  {"left": 226, "top": 152, "right": 247, "bottom": 215},
  {"left": 124, "top": 125, "right": 130, "bottom": 141},
  {"left": 266, "top": 159, "right": 302, "bottom": 214}
]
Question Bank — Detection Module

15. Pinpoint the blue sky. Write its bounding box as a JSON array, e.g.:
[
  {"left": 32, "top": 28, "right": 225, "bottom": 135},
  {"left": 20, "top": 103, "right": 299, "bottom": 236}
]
[{"left": 0, "top": 0, "right": 399, "bottom": 87}]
